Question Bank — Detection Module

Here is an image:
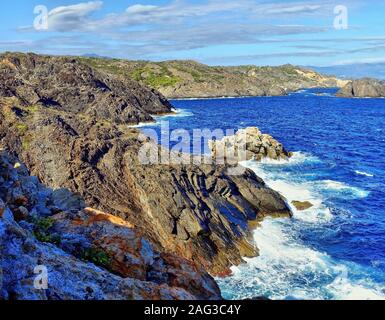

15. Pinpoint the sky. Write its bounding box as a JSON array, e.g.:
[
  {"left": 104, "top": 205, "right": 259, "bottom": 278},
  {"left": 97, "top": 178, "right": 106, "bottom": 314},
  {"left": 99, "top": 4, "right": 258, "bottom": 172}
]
[{"left": 1, "top": 0, "right": 385, "bottom": 66}]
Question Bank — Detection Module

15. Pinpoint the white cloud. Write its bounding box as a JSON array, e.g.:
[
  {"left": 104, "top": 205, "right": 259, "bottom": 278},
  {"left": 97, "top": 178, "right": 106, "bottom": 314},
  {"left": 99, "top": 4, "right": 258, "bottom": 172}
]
[
  {"left": 11, "top": 0, "right": 374, "bottom": 64},
  {"left": 265, "top": 4, "right": 322, "bottom": 15},
  {"left": 126, "top": 4, "right": 159, "bottom": 15},
  {"left": 45, "top": 1, "right": 103, "bottom": 32},
  {"left": 333, "top": 57, "right": 385, "bottom": 65}
]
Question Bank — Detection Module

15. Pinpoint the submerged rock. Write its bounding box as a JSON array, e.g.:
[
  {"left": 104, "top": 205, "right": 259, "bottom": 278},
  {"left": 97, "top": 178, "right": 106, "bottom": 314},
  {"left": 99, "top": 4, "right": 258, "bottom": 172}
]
[{"left": 291, "top": 201, "right": 314, "bottom": 211}]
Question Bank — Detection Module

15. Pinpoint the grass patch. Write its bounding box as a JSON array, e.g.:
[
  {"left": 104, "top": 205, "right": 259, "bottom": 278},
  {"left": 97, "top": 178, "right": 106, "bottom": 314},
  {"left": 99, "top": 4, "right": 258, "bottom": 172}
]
[
  {"left": 29, "top": 216, "right": 61, "bottom": 246},
  {"left": 21, "top": 135, "right": 33, "bottom": 150},
  {"left": 24, "top": 105, "right": 39, "bottom": 114},
  {"left": 131, "top": 66, "right": 181, "bottom": 88},
  {"left": 16, "top": 123, "right": 28, "bottom": 134}
]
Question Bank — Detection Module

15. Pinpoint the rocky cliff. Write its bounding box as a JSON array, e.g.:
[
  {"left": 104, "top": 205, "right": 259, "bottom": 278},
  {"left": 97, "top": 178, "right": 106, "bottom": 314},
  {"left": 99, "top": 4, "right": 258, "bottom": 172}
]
[
  {"left": 0, "top": 151, "right": 221, "bottom": 300},
  {"left": 81, "top": 58, "right": 342, "bottom": 99},
  {"left": 0, "top": 53, "right": 292, "bottom": 299},
  {"left": 336, "top": 78, "right": 385, "bottom": 98},
  {"left": 0, "top": 53, "right": 173, "bottom": 125}
]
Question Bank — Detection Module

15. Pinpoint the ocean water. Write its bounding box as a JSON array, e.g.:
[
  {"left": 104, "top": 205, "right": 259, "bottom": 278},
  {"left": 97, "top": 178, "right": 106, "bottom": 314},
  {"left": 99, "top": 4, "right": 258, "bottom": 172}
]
[{"left": 140, "top": 88, "right": 385, "bottom": 300}]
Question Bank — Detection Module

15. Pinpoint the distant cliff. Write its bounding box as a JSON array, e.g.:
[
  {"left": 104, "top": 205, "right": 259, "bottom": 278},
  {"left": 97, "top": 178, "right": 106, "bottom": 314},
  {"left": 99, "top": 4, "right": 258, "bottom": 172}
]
[
  {"left": 80, "top": 57, "right": 344, "bottom": 99},
  {"left": 336, "top": 78, "right": 385, "bottom": 98}
]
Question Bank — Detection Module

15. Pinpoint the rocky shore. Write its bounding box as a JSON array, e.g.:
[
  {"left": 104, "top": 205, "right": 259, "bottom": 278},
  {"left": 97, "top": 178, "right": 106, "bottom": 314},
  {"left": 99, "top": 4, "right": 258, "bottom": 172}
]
[{"left": 0, "top": 52, "right": 292, "bottom": 300}]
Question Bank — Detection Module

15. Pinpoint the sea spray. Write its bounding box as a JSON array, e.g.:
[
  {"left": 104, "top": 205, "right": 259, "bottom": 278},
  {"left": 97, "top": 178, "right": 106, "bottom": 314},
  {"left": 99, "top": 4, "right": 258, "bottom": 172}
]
[{"left": 217, "top": 152, "right": 385, "bottom": 300}]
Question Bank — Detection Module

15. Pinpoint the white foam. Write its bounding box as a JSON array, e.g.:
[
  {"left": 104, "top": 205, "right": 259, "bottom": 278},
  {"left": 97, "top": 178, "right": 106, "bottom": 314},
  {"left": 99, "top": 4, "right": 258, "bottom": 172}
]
[
  {"left": 218, "top": 216, "right": 385, "bottom": 300},
  {"left": 241, "top": 156, "right": 332, "bottom": 223},
  {"left": 153, "top": 108, "right": 193, "bottom": 120},
  {"left": 218, "top": 152, "right": 384, "bottom": 300},
  {"left": 128, "top": 109, "right": 193, "bottom": 128},
  {"left": 258, "top": 151, "right": 320, "bottom": 166},
  {"left": 355, "top": 170, "right": 374, "bottom": 177},
  {"left": 313, "top": 180, "right": 370, "bottom": 199},
  {"left": 129, "top": 121, "right": 157, "bottom": 128}
]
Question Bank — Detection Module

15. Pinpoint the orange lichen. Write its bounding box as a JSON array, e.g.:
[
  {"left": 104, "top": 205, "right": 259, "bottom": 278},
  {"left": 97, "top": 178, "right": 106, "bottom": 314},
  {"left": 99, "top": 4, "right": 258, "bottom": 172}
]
[{"left": 83, "top": 207, "right": 135, "bottom": 228}]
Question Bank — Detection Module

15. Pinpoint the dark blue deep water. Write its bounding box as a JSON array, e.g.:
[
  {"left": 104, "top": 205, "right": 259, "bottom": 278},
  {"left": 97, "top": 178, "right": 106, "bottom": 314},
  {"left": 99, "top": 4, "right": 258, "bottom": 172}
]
[{"left": 138, "top": 88, "right": 385, "bottom": 300}]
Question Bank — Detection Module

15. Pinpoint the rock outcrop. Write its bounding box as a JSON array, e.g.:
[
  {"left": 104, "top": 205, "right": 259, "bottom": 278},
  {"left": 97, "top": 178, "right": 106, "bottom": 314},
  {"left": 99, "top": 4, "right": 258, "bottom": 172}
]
[
  {"left": 209, "top": 127, "right": 292, "bottom": 162},
  {"left": 0, "top": 150, "right": 221, "bottom": 300},
  {"left": 0, "top": 53, "right": 291, "bottom": 285},
  {"left": 336, "top": 78, "right": 385, "bottom": 98},
  {"left": 0, "top": 53, "right": 173, "bottom": 125}
]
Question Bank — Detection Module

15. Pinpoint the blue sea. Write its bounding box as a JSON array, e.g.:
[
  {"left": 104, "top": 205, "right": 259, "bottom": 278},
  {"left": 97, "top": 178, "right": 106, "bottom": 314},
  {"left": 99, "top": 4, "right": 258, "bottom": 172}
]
[{"left": 138, "top": 88, "right": 385, "bottom": 300}]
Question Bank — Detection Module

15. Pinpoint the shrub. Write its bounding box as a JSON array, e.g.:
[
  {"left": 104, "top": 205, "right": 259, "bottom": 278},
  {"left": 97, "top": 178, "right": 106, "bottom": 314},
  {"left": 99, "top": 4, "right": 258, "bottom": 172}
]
[
  {"left": 79, "top": 247, "right": 112, "bottom": 269},
  {"left": 30, "top": 216, "right": 61, "bottom": 245}
]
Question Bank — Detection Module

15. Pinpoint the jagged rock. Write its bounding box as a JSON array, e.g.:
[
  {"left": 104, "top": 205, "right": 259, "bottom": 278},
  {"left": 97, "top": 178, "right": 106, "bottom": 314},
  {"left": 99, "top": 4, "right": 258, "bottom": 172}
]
[
  {"left": 51, "top": 189, "right": 86, "bottom": 212},
  {"left": 0, "top": 152, "right": 221, "bottom": 300},
  {"left": 0, "top": 215, "right": 199, "bottom": 300},
  {"left": 291, "top": 201, "right": 314, "bottom": 211},
  {"left": 209, "top": 127, "right": 291, "bottom": 162},
  {"left": 336, "top": 78, "right": 385, "bottom": 98}
]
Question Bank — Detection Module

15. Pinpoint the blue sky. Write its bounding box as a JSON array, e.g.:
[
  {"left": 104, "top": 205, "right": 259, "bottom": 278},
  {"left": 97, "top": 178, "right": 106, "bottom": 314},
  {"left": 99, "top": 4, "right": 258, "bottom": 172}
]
[{"left": 1, "top": 0, "right": 385, "bottom": 66}]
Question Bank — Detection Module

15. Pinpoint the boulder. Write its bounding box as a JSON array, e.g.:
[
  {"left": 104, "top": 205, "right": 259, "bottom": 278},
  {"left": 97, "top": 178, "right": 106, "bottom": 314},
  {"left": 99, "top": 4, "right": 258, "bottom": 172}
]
[{"left": 209, "top": 127, "right": 292, "bottom": 162}]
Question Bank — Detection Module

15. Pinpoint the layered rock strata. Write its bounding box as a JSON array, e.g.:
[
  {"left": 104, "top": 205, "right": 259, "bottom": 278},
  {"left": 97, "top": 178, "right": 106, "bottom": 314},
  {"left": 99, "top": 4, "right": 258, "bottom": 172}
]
[{"left": 0, "top": 53, "right": 291, "bottom": 283}]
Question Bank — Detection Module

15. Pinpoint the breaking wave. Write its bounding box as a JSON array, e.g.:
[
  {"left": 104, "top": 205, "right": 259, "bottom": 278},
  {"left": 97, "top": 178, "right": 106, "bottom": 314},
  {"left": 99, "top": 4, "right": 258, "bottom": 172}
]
[{"left": 217, "top": 152, "right": 385, "bottom": 300}]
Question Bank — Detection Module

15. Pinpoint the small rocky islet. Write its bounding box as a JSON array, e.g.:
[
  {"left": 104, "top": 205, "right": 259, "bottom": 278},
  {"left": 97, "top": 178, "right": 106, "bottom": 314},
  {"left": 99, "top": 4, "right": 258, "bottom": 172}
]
[
  {"left": 0, "top": 52, "right": 379, "bottom": 300},
  {"left": 336, "top": 78, "right": 385, "bottom": 98}
]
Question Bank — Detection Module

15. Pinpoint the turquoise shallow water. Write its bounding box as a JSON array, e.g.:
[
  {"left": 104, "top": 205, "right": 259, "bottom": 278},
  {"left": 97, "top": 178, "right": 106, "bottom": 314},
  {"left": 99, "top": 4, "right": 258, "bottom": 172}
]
[{"left": 139, "top": 88, "right": 385, "bottom": 300}]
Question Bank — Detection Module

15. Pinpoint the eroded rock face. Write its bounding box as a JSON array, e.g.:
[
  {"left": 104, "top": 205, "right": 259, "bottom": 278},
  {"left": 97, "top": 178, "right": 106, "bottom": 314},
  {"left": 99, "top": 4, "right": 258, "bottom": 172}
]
[
  {"left": 336, "top": 78, "right": 385, "bottom": 98},
  {"left": 0, "top": 53, "right": 291, "bottom": 277},
  {"left": 0, "top": 53, "right": 172, "bottom": 125},
  {"left": 0, "top": 151, "right": 221, "bottom": 300},
  {"left": 209, "top": 127, "right": 292, "bottom": 162}
]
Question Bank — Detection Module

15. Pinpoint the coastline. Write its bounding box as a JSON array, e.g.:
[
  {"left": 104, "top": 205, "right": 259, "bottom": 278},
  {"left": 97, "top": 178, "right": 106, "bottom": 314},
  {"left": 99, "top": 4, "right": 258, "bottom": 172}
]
[
  {"left": 167, "top": 87, "right": 344, "bottom": 101},
  {"left": 133, "top": 108, "right": 295, "bottom": 278}
]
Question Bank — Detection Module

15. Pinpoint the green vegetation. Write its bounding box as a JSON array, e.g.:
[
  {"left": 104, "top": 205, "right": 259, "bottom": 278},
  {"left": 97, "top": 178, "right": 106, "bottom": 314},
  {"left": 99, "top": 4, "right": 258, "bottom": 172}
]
[
  {"left": 24, "top": 105, "right": 39, "bottom": 114},
  {"left": 131, "top": 66, "right": 181, "bottom": 88},
  {"left": 29, "top": 216, "right": 61, "bottom": 246},
  {"left": 79, "top": 247, "right": 112, "bottom": 269},
  {"left": 77, "top": 56, "right": 327, "bottom": 96},
  {"left": 15, "top": 123, "right": 28, "bottom": 134},
  {"left": 21, "top": 134, "right": 32, "bottom": 150}
]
